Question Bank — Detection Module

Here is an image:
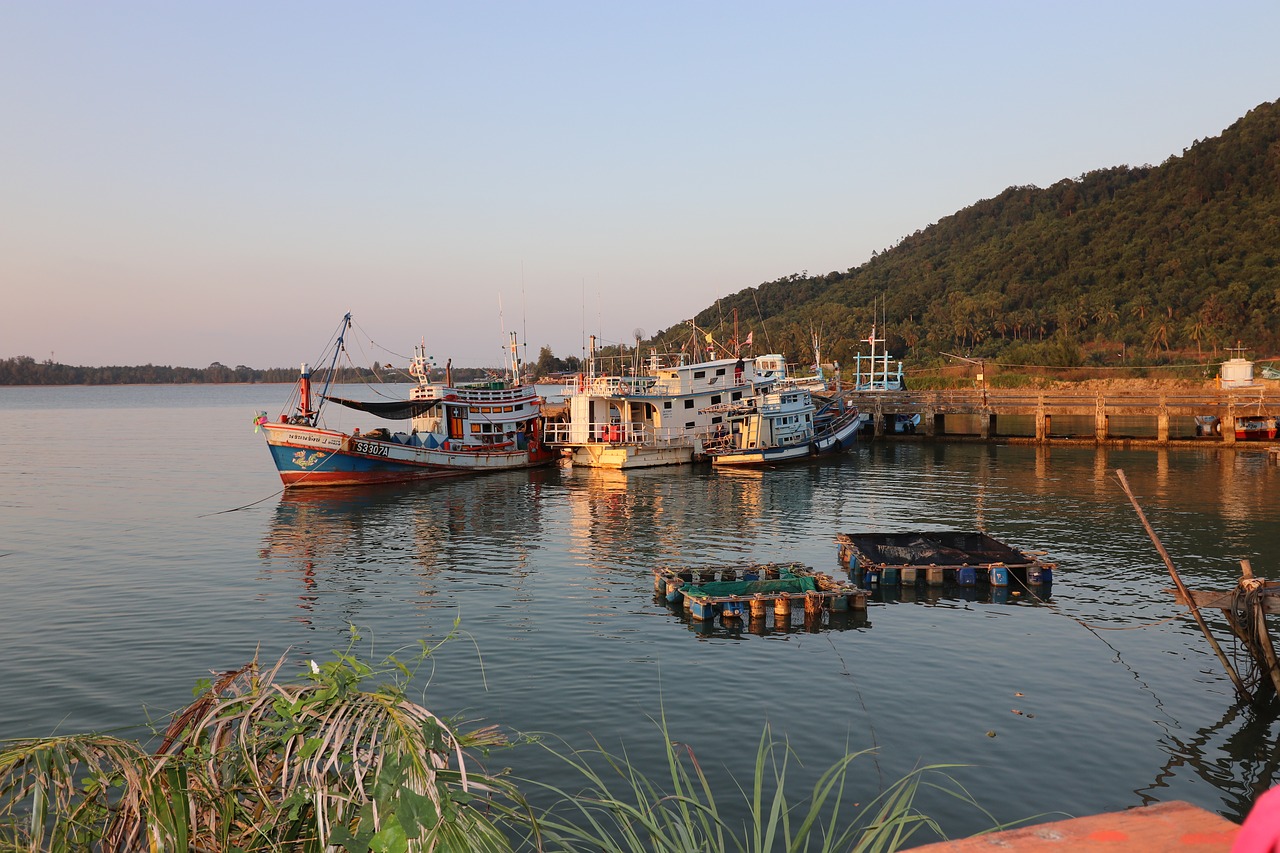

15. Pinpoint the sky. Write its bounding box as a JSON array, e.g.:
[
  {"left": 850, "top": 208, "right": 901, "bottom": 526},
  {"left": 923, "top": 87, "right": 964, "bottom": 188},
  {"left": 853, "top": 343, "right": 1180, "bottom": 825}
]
[{"left": 3, "top": 2, "right": 1278, "bottom": 369}]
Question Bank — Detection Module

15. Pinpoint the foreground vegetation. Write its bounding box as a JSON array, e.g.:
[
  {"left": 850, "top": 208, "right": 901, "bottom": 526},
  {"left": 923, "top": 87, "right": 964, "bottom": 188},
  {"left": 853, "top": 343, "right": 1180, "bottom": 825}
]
[{"left": 0, "top": 630, "right": 1013, "bottom": 852}]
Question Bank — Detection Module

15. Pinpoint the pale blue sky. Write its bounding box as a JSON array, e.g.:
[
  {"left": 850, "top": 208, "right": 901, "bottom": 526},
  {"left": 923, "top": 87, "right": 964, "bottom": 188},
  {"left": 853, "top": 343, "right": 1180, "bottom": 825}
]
[{"left": 3, "top": 2, "right": 1277, "bottom": 368}]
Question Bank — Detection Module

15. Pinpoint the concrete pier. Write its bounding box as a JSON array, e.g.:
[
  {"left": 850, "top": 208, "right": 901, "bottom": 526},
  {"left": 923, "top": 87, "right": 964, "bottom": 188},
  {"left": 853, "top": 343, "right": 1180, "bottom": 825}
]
[{"left": 846, "top": 387, "right": 1280, "bottom": 446}]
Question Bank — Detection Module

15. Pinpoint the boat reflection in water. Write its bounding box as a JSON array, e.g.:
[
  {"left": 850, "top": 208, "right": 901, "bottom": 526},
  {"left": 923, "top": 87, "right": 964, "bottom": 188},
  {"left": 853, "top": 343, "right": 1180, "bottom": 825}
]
[{"left": 259, "top": 471, "right": 555, "bottom": 625}]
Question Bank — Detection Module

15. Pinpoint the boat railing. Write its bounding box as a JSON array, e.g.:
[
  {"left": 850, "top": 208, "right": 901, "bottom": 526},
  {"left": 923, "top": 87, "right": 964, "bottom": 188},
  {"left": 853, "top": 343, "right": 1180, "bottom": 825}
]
[
  {"left": 542, "top": 420, "right": 702, "bottom": 448},
  {"left": 561, "top": 375, "right": 660, "bottom": 397}
]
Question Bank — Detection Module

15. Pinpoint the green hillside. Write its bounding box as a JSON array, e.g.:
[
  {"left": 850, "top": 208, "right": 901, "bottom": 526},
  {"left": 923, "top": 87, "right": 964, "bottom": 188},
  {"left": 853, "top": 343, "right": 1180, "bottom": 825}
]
[{"left": 656, "top": 98, "right": 1280, "bottom": 373}]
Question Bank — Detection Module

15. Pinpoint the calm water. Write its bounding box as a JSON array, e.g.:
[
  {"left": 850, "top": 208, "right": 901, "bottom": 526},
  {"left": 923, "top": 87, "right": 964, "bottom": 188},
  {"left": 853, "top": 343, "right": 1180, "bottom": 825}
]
[{"left": 3, "top": 383, "right": 1280, "bottom": 843}]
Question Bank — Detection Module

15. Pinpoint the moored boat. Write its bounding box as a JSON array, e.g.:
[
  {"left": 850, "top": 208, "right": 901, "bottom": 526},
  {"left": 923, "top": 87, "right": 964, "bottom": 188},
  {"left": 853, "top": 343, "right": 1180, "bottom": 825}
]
[
  {"left": 848, "top": 325, "right": 920, "bottom": 433},
  {"left": 259, "top": 314, "right": 557, "bottom": 487},
  {"left": 702, "top": 384, "right": 866, "bottom": 466},
  {"left": 1236, "top": 417, "right": 1279, "bottom": 441},
  {"left": 541, "top": 330, "right": 789, "bottom": 469}
]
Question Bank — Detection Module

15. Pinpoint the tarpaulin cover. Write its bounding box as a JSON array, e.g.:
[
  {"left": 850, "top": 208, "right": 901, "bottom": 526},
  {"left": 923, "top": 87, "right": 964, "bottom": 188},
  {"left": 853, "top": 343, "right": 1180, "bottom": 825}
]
[
  {"left": 841, "top": 532, "right": 1035, "bottom": 567},
  {"left": 323, "top": 396, "right": 440, "bottom": 420},
  {"left": 683, "top": 576, "right": 817, "bottom": 598}
]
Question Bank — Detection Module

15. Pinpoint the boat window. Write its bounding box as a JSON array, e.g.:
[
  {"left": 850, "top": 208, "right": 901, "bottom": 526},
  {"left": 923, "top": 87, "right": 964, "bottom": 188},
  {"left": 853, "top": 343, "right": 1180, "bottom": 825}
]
[
  {"left": 711, "top": 394, "right": 721, "bottom": 404},
  {"left": 471, "top": 424, "right": 481, "bottom": 433},
  {"left": 712, "top": 416, "right": 722, "bottom": 424},
  {"left": 664, "top": 401, "right": 672, "bottom": 410},
  {"left": 731, "top": 392, "right": 742, "bottom": 401},
  {"left": 685, "top": 422, "right": 695, "bottom": 429},
  {"left": 715, "top": 368, "right": 725, "bottom": 376},
  {"left": 504, "top": 406, "right": 514, "bottom": 412},
  {"left": 684, "top": 399, "right": 694, "bottom": 409},
  {"left": 471, "top": 407, "right": 481, "bottom": 414},
  {"left": 693, "top": 370, "right": 705, "bottom": 379},
  {"left": 514, "top": 403, "right": 524, "bottom": 411}
]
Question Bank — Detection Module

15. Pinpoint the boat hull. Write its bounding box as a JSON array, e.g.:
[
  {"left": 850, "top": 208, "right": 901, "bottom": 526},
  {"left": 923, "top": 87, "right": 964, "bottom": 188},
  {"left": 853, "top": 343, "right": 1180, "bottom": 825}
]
[
  {"left": 711, "top": 443, "right": 812, "bottom": 466},
  {"left": 262, "top": 423, "right": 554, "bottom": 487},
  {"left": 565, "top": 443, "right": 696, "bottom": 469},
  {"left": 1236, "top": 419, "right": 1278, "bottom": 440}
]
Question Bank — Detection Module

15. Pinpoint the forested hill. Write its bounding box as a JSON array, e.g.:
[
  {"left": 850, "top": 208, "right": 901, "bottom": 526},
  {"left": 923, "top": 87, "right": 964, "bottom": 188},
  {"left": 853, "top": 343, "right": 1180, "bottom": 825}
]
[{"left": 658, "top": 97, "right": 1280, "bottom": 369}]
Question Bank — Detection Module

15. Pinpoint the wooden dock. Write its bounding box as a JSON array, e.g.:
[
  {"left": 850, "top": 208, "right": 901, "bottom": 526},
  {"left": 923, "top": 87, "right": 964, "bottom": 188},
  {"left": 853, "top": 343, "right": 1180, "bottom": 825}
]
[{"left": 847, "top": 387, "right": 1280, "bottom": 445}]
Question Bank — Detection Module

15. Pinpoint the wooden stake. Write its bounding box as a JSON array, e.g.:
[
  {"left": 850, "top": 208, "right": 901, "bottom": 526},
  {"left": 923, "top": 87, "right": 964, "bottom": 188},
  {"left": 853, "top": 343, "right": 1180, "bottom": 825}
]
[
  {"left": 1115, "top": 468, "right": 1252, "bottom": 701},
  {"left": 1242, "top": 559, "right": 1280, "bottom": 697}
]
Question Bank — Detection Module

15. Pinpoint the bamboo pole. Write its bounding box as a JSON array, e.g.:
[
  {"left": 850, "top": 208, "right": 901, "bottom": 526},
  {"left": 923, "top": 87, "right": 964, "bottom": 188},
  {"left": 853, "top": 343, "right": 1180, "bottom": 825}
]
[{"left": 1115, "top": 468, "right": 1251, "bottom": 701}]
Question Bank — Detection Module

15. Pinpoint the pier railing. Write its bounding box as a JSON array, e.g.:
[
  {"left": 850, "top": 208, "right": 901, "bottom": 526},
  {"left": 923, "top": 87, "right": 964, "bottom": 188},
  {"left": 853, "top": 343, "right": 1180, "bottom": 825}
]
[{"left": 842, "top": 387, "right": 1280, "bottom": 444}]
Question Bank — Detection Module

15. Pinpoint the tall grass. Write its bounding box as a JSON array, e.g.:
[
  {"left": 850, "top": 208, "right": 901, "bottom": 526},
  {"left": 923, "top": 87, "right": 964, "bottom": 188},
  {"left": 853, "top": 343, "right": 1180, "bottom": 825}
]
[
  {"left": 0, "top": 632, "right": 1017, "bottom": 852},
  {"left": 518, "top": 709, "right": 999, "bottom": 852},
  {"left": 0, "top": 629, "right": 523, "bottom": 852}
]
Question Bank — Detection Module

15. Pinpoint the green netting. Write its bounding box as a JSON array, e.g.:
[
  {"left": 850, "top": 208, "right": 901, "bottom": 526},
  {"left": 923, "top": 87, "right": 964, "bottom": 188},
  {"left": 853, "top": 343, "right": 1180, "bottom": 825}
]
[{"left": 683, "top": 576, "right": 817, "bottom": 598}]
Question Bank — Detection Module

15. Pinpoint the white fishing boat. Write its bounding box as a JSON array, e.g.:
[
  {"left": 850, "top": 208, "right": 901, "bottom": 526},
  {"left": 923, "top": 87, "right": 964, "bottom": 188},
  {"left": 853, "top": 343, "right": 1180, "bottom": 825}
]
[
  {"left": 850, "top": 325, "right": 919, "bottom": 433},
  {"left": 259, "top": 314, "right": 557, "bottom": 487},
  {"left": 702, "top": 384, "right": 866, "bottom": 467},
  {"left": 541, "top": 330, "right": 788, "bottom": 469}
]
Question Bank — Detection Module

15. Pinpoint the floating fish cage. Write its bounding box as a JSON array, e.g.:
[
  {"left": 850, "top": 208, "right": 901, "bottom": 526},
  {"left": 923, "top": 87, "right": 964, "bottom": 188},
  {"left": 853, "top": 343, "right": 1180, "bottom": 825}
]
[
  {"left": 653, "top": 561, "right": 868, "bottom": 624},
  {"left": 836, "top": 532, "right": 1056, "bottom": 589}
]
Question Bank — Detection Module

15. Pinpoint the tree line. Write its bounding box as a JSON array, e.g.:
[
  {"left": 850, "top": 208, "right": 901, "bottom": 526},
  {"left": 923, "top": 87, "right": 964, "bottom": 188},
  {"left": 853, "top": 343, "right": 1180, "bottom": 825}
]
[
  {"left": 0, "top": 357, "right": 500, "bottom": 387},
  {"left": 644, "top": 97, "right": 1280, "bottom": 371}
]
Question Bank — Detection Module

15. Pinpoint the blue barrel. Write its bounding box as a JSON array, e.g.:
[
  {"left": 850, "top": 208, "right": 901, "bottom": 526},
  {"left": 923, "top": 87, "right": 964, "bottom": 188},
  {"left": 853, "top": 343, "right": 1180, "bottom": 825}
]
[
  {"left": 989, "top": 565, "right": 1010, "bottom": 587},
  {"left": 865, "top": 569, "right": 880, "bottom": 586},
  {"left": 881, "top": 567, "right": 900, "bottom": 586},
  {"left": 957, "top": 566, "right": 977, "bottom": 587},
  {"left": 721, "top": 600, "right": 746, "bottom": 619},
  {"left": 690, "top": 599, "right": 718, "bottom": 620}
]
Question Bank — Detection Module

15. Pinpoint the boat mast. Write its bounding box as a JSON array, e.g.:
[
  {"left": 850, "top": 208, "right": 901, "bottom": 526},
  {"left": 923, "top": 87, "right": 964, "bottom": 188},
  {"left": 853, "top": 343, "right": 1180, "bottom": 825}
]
[
  {"left": 508, "top": 331, "right": 521, "bottom": 385},
  {"left": 811, "top": 328, "right": 823, "bottom": 382},
  {"left": 307, "top": 312, "right": 351, "bottom": 424},
  {"left": 865, "top": 325, "right": 878, "bottom": 389}
]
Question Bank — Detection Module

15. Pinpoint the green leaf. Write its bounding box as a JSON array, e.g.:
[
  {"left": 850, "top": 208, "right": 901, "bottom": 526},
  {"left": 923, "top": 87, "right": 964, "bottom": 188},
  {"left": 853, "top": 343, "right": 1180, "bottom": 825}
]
[{"left": 368, "top": 814, "right": 409, "bottom": 853}]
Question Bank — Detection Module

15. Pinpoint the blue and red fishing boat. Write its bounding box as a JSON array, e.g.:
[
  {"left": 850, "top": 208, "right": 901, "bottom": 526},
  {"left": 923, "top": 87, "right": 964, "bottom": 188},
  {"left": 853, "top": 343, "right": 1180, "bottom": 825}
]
[{"left": 259, "top": 314, "right": 557, "bottom": 487}]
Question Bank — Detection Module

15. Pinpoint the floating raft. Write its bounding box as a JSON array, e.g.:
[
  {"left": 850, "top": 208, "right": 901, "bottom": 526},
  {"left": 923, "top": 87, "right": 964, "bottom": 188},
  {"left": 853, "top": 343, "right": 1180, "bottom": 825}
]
[
  {"left": 653, "top": 561, "right": 868, "bottom": 623},
  {"left": 836, "top": 532, "right": 1055, "bottom": 588}
]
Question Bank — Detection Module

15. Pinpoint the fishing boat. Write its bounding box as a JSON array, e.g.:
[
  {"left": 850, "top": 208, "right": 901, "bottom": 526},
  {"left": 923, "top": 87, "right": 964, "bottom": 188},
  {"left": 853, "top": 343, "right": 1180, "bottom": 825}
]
[
  {"left": 1194, "top": 347, "right": 1277, "bottom": 440},
  {"left": 849, "top": 325, "right": 920, "bottom": 433},
  {"left": 259, "top": 314, "right": 557, "bottom": 487},
  {"left": 701, "top": 384, "right": 866, "bottom": 466},
  {"left": 1236, "top": 417, "right": 1279, "bottom": 440},
  {"left": 541, "top": 328, "right": 789, "bottom": 469}
]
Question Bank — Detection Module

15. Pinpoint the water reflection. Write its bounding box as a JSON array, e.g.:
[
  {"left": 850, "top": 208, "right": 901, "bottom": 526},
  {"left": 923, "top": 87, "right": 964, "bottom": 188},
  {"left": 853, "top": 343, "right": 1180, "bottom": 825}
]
[
  {"left": 258, "top": 471, "right": 556, "bottom": 624},
  {"left": 1141, "top": 699, "right": 1280, "bottom": 822}
]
